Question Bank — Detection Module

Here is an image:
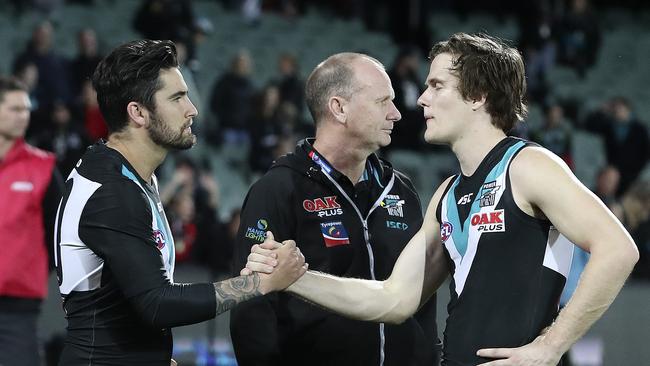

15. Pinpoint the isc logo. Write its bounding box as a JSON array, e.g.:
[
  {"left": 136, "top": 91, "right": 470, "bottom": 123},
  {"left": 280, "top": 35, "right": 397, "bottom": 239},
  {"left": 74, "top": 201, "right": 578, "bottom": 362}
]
[
  {"left": 470, "top": 209, "right": 505, "bottom": 232},
  {"left": 386, "top": 221, "right": 409, "bottom": 230},
  {"left": 457, "top": 193, "right": 473, "bottom": 205}
]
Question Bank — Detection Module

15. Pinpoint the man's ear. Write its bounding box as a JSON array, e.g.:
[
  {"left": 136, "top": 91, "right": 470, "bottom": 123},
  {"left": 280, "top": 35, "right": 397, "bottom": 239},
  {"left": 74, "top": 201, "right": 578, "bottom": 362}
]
[
  {"left": 471, "top": 94, "right": 487, "bottom": 111},
  {"left": 126, "top": 102, "right": 148, "bottom": 128},
  {"left": 328, "top": 96, "right": 348, "bottom": 124}
]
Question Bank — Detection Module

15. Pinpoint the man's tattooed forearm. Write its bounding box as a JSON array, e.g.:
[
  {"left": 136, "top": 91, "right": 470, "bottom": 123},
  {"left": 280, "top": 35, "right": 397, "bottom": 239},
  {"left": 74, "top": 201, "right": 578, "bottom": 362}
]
[{"left": 213, "top": 273, "right": 262, "bottom": 314}]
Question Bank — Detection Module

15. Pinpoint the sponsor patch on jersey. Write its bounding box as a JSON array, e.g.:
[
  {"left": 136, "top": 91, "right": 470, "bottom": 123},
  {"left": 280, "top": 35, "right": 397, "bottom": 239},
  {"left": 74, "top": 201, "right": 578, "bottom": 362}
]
[
  {"left": 303, "top": 196, "right": 343, "bottom": 217},
  {"left": 457, "top": 193, "right": 473, "bottom": 205},
  {"left": 10, "top": 181, "right": 34, "bottom": 192},
  {"left": 257, "top": 219, "right": 268, "bottom": 230},
  {"left": 245, "top": 220, "right": 267, "bottom": 243},
  {"left": 320, "top": 221, "right": 350, "bottom": 247},
  {"left": 381, "top": 194, "right": 404, "bottom": 217},
  {"left": 479, "top": 180, "right": 501, "bottom": 207},
  {"left": 440, "top": 222, "right": 453, "bottom": 243},
  {"left": 386, "top": 220, "right": 408, "bottom": 231},
  {"left": 153, "top": 229, "right": 166, "bottom": 250},
  {"left": 470, "top": 209, "right": 505, "bottom": 232}
]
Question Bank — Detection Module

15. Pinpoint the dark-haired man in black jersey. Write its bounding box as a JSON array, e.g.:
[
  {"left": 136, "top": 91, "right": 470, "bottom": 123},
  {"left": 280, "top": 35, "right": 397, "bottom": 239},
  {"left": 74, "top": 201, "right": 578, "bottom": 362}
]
[
  {"left": 54, "top": 39, "right": 307, "bottom": 366},
  {"left": 245, "top": 33, "right": 639, "bottom": 366}
]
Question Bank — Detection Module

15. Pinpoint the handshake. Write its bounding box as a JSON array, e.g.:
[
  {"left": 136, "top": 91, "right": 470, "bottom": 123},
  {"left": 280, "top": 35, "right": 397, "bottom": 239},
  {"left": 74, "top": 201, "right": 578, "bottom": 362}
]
[{"left": 240, "top": 231, "right": 309, "bottom": 295}]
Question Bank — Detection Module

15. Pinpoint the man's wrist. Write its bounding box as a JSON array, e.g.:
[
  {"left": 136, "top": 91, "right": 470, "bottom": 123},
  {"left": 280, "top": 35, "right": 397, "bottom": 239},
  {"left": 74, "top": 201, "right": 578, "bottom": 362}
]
[{"left": 539, "top": 328, "right": 570, "bottom": 356}]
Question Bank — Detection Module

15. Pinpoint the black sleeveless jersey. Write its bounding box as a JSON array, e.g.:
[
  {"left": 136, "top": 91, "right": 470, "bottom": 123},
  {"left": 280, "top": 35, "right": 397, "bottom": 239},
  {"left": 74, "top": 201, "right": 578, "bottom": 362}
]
[{"left": 436, "top": 137, "right": 573, "bottom": 365}]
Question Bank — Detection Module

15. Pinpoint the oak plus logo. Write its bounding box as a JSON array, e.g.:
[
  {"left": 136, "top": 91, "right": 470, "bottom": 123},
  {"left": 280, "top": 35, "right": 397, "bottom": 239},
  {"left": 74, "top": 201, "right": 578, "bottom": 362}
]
[
  {"left": 303, "top": 196, "right": 343, "bottom": 218},
  {"left": 470, "top": 209, "right": 505, "bottom": 233}
]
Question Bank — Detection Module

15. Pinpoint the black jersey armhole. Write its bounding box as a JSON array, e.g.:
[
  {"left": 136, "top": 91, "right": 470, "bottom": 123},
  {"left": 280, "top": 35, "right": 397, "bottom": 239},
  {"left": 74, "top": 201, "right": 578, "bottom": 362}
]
[{"left": 435, "top": 175, "right": 459, "bottom": 224}]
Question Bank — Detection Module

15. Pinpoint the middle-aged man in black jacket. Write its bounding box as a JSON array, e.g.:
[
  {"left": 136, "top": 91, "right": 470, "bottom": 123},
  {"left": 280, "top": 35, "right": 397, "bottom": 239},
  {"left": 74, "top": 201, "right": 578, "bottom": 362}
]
[{"left": 230, "top": 52, "right": 439, "bottom": 366}]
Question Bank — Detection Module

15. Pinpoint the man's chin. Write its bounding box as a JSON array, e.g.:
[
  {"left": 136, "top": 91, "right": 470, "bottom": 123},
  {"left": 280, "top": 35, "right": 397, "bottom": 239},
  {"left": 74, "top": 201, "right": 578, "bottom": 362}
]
[
  {"left": 379, "top": 135, "right": 392, "bottom": 147},
  {"left": 165, "top": 135, "right": 196, "bottom": 151}
]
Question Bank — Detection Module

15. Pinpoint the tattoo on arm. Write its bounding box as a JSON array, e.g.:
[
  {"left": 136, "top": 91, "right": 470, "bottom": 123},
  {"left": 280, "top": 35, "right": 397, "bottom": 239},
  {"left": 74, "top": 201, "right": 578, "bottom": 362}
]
[{"left": 213, "top": 273, "right": 262, "bottom": 315}]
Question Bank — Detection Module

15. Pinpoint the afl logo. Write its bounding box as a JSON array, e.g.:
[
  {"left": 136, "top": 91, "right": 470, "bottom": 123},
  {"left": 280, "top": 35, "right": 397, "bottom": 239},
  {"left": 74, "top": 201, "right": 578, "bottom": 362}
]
[
  {"left": 153, "top": 230, "right": 166, "bottom": 250},
  {"left": 440, "top": 222, "right": 453, "bottom": 243}
]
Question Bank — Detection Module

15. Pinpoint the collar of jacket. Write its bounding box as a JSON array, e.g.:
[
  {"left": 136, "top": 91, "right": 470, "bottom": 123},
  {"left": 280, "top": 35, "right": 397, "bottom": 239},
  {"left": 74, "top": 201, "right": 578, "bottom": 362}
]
[{"left": 270, "top": 138, "right": 395, "bottom": 185}]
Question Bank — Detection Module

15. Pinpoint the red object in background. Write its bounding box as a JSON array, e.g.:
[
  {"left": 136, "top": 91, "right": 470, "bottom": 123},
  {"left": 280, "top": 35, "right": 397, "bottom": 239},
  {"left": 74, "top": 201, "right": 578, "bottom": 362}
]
[
  {"left": 174, "top": 222, "right": 197, "bottom": 262},
  {"left": 84, "top": 106, "right": 108, "bottom": 141}
]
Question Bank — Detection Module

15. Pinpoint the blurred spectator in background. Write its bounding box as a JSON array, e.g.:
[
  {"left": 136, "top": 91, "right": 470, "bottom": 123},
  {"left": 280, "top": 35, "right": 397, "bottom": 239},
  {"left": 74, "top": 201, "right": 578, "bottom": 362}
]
[
  {"left": 248, "top": 84, "right": 282, "bottom": 175},
  {"left": 208, "top": 50, "right": 256, "bottom": 146},
  {"left": 160, "top": 156, "right": 232, "bottom": 275},
  {"left": 531, "top": 102, "right": 574, "bottom": 169},
  {"left": 12, "top": 20, "right": 71, "bottom": 121},
  {"left": 69, "top": 28, "right": 102, "bottom": 100},
  {"left": 33, "top": 101, "right": 89, "bottom": 177},
  {"left": 275, "top": 53, "right": 305, "bottom": 116},
  {"left": 133, "top": 0, "right": 203, "bottom": 62},
  {"left": 584, "top": 97, "right": 650, "bottom": 195},
  {"left": 385, "top": 46, "right": 425, "bottom": 152},
  {"left": 12, "top": 61, "right": 40, "bottom": 112},
  {"left": 594, "top": 165, "right": 621, "bottom": 208},
  {"left": 0, "top": 76, "right": 63, "bottom": 366},
  {"left": 516, "top": 0, "right": 557, "bottom": 103},
  {"left": 386, "top": 0, "right": 433, "bottom": 56},
  {"left": 610, "top": 181, "right": 650, "bottom": 279},
  {"left": 556, "top": 0, "right": 601, "bottom": 78},
  {"left": 78, "top": 80, "right": 107, "bottom": 142},
  {"left": 167, "top": 191, "right": 199, "bottom": 263}
]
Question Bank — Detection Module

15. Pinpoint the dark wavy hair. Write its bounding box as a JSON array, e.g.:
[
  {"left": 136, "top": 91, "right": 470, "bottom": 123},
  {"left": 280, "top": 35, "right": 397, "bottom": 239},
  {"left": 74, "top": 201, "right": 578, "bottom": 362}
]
[
  {"left": 92, "top": 39, "right": 178, "bottom": 134},
  {"left": 429, "top": 33, "right": 527, "bottom": 132}
]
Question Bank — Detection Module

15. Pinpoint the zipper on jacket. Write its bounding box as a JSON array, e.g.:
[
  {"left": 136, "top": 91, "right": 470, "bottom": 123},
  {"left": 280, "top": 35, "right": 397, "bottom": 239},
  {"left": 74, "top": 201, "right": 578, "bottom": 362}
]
[{"left": 319, "top": 168, "right": 395, "bottom": 366}]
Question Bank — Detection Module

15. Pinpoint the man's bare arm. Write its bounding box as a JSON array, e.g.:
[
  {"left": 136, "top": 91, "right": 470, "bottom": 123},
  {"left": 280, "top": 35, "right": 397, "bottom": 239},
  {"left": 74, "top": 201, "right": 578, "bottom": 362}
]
[
  {"left": 284, "top": 177, "right": 453, "bottom": 324},
  {"left": 477, "top": 147, "right": 639, "bottom": 364}
]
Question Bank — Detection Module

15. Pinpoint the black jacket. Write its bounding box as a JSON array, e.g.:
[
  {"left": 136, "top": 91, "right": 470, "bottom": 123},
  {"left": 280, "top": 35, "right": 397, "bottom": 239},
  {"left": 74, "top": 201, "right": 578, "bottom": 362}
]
[{"left": 231, "top": 139, "right": 439, "bottom": 366}]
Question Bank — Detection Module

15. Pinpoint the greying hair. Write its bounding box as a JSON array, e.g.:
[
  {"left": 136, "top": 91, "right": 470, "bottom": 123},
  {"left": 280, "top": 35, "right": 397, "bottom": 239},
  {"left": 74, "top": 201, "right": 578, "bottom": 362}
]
[{"left": 305, "top": 53, "right": 384, "bottom": 125}]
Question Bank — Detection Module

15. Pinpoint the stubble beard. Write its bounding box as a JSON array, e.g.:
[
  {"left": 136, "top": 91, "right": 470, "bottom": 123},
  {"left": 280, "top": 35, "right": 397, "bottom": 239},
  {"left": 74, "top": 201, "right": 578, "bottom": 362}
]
[{"left": 148, "top": 112, "right": 196, "bottom": 150}]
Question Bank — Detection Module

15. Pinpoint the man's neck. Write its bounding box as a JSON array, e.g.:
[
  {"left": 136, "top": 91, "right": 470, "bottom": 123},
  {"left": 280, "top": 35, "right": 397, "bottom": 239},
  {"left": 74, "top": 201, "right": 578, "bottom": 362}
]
[
  {"left": 106, "top": 134, "right": 166, "bottom": 184},
  {"left": 0, "top": 136, "right": 18, "bottom": 160},
  {"left": 312, "top": 132, "right": 370, "bottom": 185},
  {"left": 451, "top": 124, "right": 507, "bottom": 177}
]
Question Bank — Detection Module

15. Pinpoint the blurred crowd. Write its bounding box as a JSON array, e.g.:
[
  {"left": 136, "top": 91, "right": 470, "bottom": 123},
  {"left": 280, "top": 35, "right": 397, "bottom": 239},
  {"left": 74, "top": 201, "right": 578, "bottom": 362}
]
[{"left": 2, "top": 0, "right": 649, "bottom": 281}]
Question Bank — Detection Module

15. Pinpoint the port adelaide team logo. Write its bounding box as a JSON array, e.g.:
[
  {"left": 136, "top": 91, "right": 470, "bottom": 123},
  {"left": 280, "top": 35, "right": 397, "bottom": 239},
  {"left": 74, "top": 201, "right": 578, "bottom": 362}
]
[
  {"left": 303, "top": 196, "right": 343, "bottom": 217},
  {"left": 479, "top": 180, "right": 500, "bottom": 207},
  {"left": 381, "top": 195, "right": 405, "bottom": 217}
]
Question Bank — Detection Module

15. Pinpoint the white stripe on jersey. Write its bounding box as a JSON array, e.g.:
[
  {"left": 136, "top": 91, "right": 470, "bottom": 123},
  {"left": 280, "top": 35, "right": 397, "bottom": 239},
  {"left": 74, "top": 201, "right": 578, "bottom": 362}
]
[
  {"left": 57, "top": 169, "right": 104, "bottom": 295},
  {"left": 543, "top": 228, "right": 574, "bottom": 279}
]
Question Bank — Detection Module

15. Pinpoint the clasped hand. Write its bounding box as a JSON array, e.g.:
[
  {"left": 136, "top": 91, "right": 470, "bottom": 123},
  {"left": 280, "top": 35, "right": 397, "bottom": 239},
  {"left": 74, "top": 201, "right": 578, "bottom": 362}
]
[{"left": 241, "top": 231, "right": 308, "bottom": 293}]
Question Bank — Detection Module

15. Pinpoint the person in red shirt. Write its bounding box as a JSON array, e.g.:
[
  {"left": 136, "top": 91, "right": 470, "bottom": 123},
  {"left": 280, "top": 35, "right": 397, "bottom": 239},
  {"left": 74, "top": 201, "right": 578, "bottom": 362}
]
[{"left": 0, "top": 76, "right": 63, "bottom": 366}]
